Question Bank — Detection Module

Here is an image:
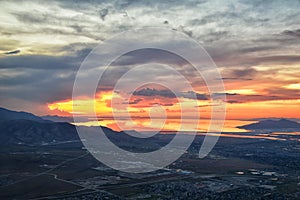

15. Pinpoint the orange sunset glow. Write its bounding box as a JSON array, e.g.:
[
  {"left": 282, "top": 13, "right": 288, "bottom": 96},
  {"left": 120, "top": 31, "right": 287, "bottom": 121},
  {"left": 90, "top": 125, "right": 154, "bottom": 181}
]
[
  {"left": 48, "top": 89, "right": 300, "bottom": 132},
  {"left": 1, "top": 0, "right": 299, "bottom": 133}
]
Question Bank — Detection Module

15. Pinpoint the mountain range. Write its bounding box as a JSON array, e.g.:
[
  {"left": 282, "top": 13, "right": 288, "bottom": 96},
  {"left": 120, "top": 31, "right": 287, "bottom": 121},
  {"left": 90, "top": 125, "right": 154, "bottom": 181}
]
[
  {"left": 0, "top": 107, "right": 116, "bottom": 145},
  {"left": 237, "top": 118, "right": 300, "bottom": 131},
  {"left": 0, "top": 107, "right": 45, "bottom": 122},
  {"left": 0, "top": 107, "right": 168, "bottom": 150},
  {"left": 1, "top": 107, "right": 299, "bottom": 146}
]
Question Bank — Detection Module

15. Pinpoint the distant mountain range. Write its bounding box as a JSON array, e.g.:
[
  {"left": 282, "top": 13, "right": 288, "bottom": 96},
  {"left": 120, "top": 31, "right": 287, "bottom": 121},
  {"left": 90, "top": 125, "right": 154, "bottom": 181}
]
[
  {"left": 3, "top": 107, "right": 298, "bottom": 148},
  {"left": 237, "top": 119, "right": 300, "bottom": 131},
  {"left": 0, "top": 119, "right": 79, "bottom": 145},
  {"left": 0, "top": 107, "right": 167, "bottom": 150},
  {"left": 0, "top": 107, "right": 108, "bottom": 145},
  {"left": 0, "top": 107, "right": 45, "bottom": 122}
]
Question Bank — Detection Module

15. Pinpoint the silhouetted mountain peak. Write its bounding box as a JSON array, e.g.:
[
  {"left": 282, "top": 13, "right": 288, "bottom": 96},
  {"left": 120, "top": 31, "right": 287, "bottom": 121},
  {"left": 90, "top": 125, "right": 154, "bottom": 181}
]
[
  {"left": 237, "top": 118, "right": 300, "bottom": 130},
  {"left": 0, "top": 107, "right": 45, "bottom": 122}
]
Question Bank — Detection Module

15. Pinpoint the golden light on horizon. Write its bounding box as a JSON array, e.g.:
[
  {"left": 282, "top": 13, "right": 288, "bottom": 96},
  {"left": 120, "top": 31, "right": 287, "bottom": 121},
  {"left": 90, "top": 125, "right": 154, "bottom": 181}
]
[
  {"left": 47, "top": 91, "right": 300, "bottom": 132},
  {"left": 48, "top": 91, "right": 115, "bottom": 116},
  {"left": 283, "top": 83, "right": 300, "bottom": 90}
]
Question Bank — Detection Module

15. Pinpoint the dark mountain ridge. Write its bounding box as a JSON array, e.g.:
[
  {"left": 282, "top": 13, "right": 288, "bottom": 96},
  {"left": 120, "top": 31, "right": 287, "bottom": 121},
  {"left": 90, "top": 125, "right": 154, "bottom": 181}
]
[
  {"left": 237, "top": 118, "right": 300, "bottom": 131},
  {"left": 0, "top": 107, "right": 45, "bottom": 122},
  {"left": 0, "top": 107, "right": 169, "bottom": 150},
  {"left": 0, "top": 119, "right": 78, "bottom": 144}
]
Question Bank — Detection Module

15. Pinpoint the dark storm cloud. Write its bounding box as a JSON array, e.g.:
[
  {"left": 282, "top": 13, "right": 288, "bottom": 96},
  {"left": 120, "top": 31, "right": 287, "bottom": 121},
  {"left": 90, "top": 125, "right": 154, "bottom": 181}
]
[
  {"left": 214, "top": 87, "right": 300, "bottom": 104},
  {"left": 282, "top": 29, "right": 300, "bottom": 37},
  {"left": 0, "top": 54, "right": 81, "bottom": 70},
  {"left": 133, "top": 88, "right": 208, "bottom": 100},
  {"left": 221, "top": 67, "right": 257, "bottom": 81},
  {"left": 99, "top": 8, "right": 109, "bottom": 20},
  {"left": 181, "top": 91, "right": 208, "bottom": 100},
  {"left": 133, "top": 88, "right": 176, "bottom": 98},
  {"left": 13, "top": 12, "right": 50, "bottom": 24},
  {"left": 70, "top": 24, "right": 83, "bottom": 33},
  {"left": 264, "top": 88, "right": 300, "bottom": 98},
  {"left": 210, "top": 47, "right": 300, "bottom": 69},
  {"left": 220, "top": 78, "right": 252, "bottom": 81},
  {"left": 256, "top": 55, "right": 300, "bottom": 64},
  {"left": 0, "top": 68, "right": 75, "bottom": 103},
  {"left": 127, "top": 98, "right": 143, "bottom": 105},
  {"left": 4, "top": 49, "right": 20, "bottom": 55},
  {"left": 225, "top": 93, "right": 300, "bottom": 104},
  {"left": 111, "top": 48, "right": 188, "bottom": 67},
  {"left": 240, "top": 46, "right": 278, "bottom": 54},
  {"left": 216, "top": 93, "right": 281, "bottom": 104},
  {"left": 0, "top": 45, "right": 89, "bottom": 104},
  {"left": 230, "top": 68, "right": 257, "bottom": 78}
]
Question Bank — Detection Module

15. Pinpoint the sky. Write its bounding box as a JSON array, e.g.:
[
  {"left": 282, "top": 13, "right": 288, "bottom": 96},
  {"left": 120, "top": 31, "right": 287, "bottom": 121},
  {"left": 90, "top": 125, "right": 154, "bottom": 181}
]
[{"left": 0, "top": 0, "right": 299, "bottom": 132}]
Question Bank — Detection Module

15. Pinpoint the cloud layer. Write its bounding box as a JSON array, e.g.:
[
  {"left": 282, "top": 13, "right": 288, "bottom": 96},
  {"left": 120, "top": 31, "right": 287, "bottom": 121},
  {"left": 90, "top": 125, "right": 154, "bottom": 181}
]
[{"left": 0, "top": 0, "right": 299, "bottom": 116}]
